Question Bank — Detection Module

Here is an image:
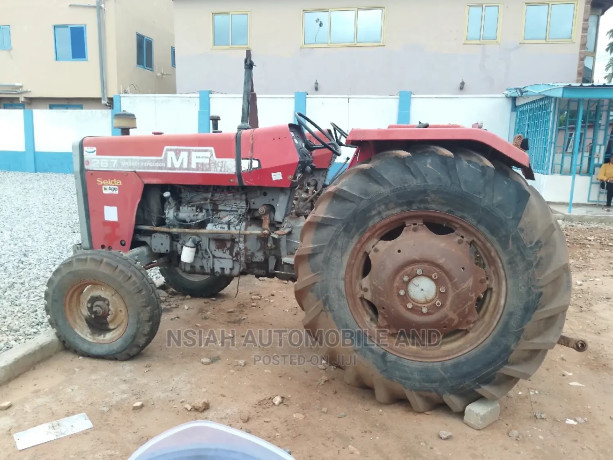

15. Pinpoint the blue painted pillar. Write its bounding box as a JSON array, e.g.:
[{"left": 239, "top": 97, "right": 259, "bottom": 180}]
[
  {"left": 23, "top": 109, "right": 36, "bottom": 172},
  {"left": 198, "top": 90, "right": 211, "bottom": 133},
  {"left": 568, "top": 99, "right": 584, "bottom": 214},
  {"left": 397, "top": 91, "right": 412, "bottom": 124},
  {"left": 111, "top": 95, "right": 121, "bottom": 136},
  {"left": 294, "top": 91, "right": 307, "bottom": 123}
]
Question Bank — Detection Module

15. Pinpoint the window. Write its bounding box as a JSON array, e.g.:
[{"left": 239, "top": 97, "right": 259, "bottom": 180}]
[
  {"left": 303, "top": 8, "right": 384, "bottom": 46},
  {"left": 3, "top": 103, "right": 24, "bottom": 109},
  {"left": 524, "top": 3, "right": 576, "bottom": 41},
  {"left": 466, "top": 5, "right": 500, "bottom": 42},
  {"left": 49, "top": 104, "right": 83, "bottom": 110},
  {"left": 54, "top": 25, "right": 87, "bottom": 61},
  {"left": 0, "top": 26, "right": 11, "bottom": 50},
  {"left": 213, "top": 12, "right": 249, "bottom": 47},
  {"left": 171, "top": 46, "right": 176, "bottom": 68},
  {"left": 136, "top": 33, "right": 153, "bottom": 70},
  {"left": 583, "top": 14, "right": 599, "bottom": 82}
]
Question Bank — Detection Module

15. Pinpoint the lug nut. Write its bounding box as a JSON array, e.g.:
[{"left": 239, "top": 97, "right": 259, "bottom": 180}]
[
  {"left": 440, "top": 286, "right": 446, "bottom": 293},
  {"left": 398, "top": 289, "right": 405, "bottom": 296},
  {"left": 432, "top": 273, "right": 438, "bottom": 280},
  {"left": 407, "top": 303, "right": 413, "bottom": 309},
  {"left": 435, "top": 301, "right": 442, "bottom": 307},
  {"left": 403, "top": 275, "right": 409, "bottom": 282},
  {"left": 421, "top": 307, "right": 428, "bottom": 314},
  {"left": 416, "top": 269, "right": 423, "bottom": 275}
]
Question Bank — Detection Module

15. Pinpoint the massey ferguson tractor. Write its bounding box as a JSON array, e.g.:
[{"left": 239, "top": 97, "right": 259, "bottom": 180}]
[{"left": 45, "top": 55, "right": 572, "bottom": 414}]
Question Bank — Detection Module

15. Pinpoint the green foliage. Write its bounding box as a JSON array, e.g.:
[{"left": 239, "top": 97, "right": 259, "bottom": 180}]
[{"left": 605, "top": 29, "right": 613, "bottom": 83}]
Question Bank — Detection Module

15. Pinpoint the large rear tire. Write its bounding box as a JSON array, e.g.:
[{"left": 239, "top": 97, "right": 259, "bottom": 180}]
[
  {"left": 159, "top": 266, "right": 233, "bottom": 298},
  {"left": 294, "top": 147, "right": 570, "bottom": 412},
  {"left": 45, "top": 250, "right": 162, "bottom": 360}
]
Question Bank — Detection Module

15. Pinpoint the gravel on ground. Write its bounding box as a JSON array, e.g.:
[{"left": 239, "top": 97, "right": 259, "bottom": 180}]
[{"left": 0, "top": 172, "right": 80, "bottom": 352}]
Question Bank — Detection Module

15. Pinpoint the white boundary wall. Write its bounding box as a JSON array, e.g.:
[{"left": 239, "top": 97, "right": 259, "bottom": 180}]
[
  {"left": 33, "top": 111, "right": 111, "bottom": 152},
  {"left": 120, "top": 95, "right": 199, "bottom": 135},
  {"left": 0, "top": 111, "right": 25, "bottom": 151},
  {"left": 411, "top": 95, "right": 512, "bottom": 140}
]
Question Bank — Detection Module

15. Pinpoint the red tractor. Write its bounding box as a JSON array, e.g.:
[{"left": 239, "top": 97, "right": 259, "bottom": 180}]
[{"left": 46, "top": 56, "right": 570, "bottom": 413}]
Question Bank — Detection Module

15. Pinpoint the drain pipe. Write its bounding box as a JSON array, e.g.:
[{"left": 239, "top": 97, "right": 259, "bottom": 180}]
[{"left": 96, "top": 0, "right": 108, "bottom": 106}]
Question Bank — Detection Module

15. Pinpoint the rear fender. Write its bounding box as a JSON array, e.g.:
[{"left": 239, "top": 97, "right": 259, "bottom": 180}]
[{"left": 347, "top": 126, "right": 534, "bottom": 180}]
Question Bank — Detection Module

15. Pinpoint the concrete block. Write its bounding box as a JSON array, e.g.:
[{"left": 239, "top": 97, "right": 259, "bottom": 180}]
[
  {"left": 463, "top": 398, "right": 500, "bottom": 430},
  {"left": 0, "top": 330, "right": 64, "bottom": 386}
]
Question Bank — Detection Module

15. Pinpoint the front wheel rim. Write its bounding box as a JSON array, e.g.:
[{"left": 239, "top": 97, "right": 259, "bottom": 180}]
[
  {"left": 345, "top": 211, "right": 506, "bottom": 362},
  {"left": 64, "top": 281, "right": 129, "bottom": 344}
]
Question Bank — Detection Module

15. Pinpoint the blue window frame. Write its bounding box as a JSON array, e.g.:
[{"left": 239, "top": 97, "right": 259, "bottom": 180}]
[
  {"left": 49, "top": 104, "right": 83, "bottom": 110},
  {"left": 137, "top": 33, "right": 153, "bottom": 70},
  {"left": 3, "top": 103, "right": 25, "bottom": 109},
  {"left": 0, "top": 26, "right": 11, "bottom": 50},
  {"left": 54, "top": 25, "right": 87, "bottom": 61},
  {"left": 171, "top": 46, "right": 176, "bottom": 68}
]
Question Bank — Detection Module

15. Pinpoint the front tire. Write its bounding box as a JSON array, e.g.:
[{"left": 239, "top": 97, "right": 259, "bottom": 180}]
[
  {"left": 45, "top": 250, "right": 162, "bottom": 360},
  {"left": 295, "top": 147, "right": 570, "bottom": 412},
  {"left": 159, "top": 266, "right": 233, "bottom": 298}
]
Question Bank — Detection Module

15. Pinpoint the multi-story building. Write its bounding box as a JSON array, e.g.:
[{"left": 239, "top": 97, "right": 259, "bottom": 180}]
[
  {"left": 173, "top": 0, "right": 613, "bottom": 95},
  {"left": 0, "top": 0, "right": 176, "bottom": 110}
]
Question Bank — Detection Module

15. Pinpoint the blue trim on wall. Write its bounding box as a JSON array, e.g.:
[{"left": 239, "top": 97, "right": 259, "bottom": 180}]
[
  {"left": 111, "top": 95, "right": 121, "bottom": 136},
  {"left": 23, "top": 110, "right": 36, "bottom": 172},
  {"left": 35, "top": 152, "right": 73, "bottom": 173},
  {"left": 294, "top": 91, "right": 307, "bottom": 123},
  {"left": 198, "top": 90, "right": 211, "bottom": 133},
  {"left": 0, "top": 151, "right": 26, "bottom": 172},
  {"left": 0, "top": 151, "right": 73, "bottom": 173},
  {"left": 326, "top": 162, "right": 348, "bottom": 184},
  {"left": 397, "top": 91, "right": 412, "bottom": 124}
]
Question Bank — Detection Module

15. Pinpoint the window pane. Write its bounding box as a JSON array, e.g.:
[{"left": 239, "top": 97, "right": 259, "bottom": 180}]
[
  {"left": 524, "top": 4, "right": 548, "bottom": 40},
  {"left": 482, "top": 6, "right": 499, "bottom": 40},
  {"left": 549, "top": 3, "right": 575, "bottom": 40},
  {"left": 304, "top": 11, "right": 329, "bottom": 44},
  {"left": 213, "top": 14, "right": 230, "bottom": 46},
  {"left": 171, "top": 46, "right": 175, "bottom": 67},
  {"left": 466, "top": 6, "right": 483, "bottom": 41},
  {"left": 70, "top": 26, "right": 86, "bottom": 59},
  {"left": 0, "top": 26, "right": 11, "bottom": 50},
  {"left": 330, "top": 10, "right": 355, "bottom": 44},
  {"left": 357, "top": 9, "right": 382, "bottom": 43},
  {"left": 583, "top": 55, "right": 594, "bottom": 83},
  {"left": 136, "top": 34, "right": 144, "bottom": 66},
  {"left": 230, "top": 14, "right": 248, "bottom": 46},
  {"left": 55, "top": 26, "right": 72, "bottom": 60},
  {"left": 586, "top": 14, "right": 598, "bottom": 52},
  {"left": 145, "top": 38, "right": 153, "bottom": 69}
]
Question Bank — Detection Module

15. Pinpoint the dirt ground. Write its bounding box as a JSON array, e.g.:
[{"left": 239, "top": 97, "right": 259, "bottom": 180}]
[{"left": 1, "top": 221, "right": 613, "bottom": 459}]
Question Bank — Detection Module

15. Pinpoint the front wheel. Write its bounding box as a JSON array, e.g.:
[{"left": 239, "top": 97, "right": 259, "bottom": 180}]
[
  {"left": 295, "top": 147, "right": 570, "bottom": 412},
  {"left": 45, "top": 250, "right": 162, "bottom": 360},
  {"left": 159, "top": 266, "right": 233, "bottom": 298}
]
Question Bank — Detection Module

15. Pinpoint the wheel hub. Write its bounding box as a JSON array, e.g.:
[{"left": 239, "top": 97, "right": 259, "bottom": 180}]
[
  {"left": 65, "top": 282, "right": 129, "bottom": 343},
  {"left": 366, "top": 224, "right": 487, "bottom": 336},
  {"left": 347, "top": 211, "right": 506, "bottom": 361}
]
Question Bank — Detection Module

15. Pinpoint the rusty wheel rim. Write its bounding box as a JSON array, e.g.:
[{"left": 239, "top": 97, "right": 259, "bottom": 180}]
[
  {"left": 64, "top": 281, "right": 129, "bottom": 344},
  {"left": 345, "top": 211, "right": 506, "bottom": 362}
]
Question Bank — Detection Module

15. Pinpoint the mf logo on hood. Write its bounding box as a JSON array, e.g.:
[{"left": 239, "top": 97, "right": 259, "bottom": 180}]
[{"left": 84, "top": 146, "right": 243, "bottom": 174}]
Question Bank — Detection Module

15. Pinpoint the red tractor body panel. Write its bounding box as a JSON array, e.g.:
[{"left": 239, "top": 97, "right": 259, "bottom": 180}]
[
  {"left": 80, "top": 124, "right": 330, "bottom": 252},
  {"left": 347, "top": 125, "right": 531, "bottom": 173}
]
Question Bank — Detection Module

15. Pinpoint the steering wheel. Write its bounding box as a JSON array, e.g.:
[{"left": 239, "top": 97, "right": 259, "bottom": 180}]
[{"left": 295, "top": 112, "right": 341, "bottom": 156}]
